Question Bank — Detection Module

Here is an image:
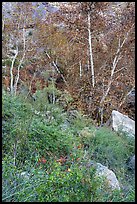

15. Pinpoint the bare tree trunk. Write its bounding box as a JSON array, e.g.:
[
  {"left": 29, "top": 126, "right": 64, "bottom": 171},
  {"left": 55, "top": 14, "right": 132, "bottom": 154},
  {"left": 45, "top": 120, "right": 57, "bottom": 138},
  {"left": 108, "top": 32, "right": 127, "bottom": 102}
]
[
  {"left": 86, "top": 33, "right": 90, "bottom": 72},
  {"left": 99, "top": 26, "right": 134, "bottom": 125},
  {"left": 99, "top": 39, "right": 124, "bottom": 125},
  {"left": 10, "top": 44, "right": 18, "bottom": 95},
  {"left": 88, "top": 12, "right": 95, "bottom": 88},
  {"left": 100, "top": 34, "right": 130, "bottom": 106},
  {"left": 14, "top": 28, "right": 26, "bottom": 95},
  {"left": 79, "top": 60, "right": 82, "bottom": 78}
]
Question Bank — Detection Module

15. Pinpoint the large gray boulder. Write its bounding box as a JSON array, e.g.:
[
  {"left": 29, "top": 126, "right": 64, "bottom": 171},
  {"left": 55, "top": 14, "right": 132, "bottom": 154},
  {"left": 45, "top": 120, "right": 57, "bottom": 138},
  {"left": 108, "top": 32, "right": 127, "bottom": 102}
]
[
  {"left": 87, "top": 161, "right": 120, "bottom": 191},
  {"left": 95, "top": 163, "right": 121, "bottom": 191},
  {"left": 112, "top": 110, "right": 135, "bottom": 137}
]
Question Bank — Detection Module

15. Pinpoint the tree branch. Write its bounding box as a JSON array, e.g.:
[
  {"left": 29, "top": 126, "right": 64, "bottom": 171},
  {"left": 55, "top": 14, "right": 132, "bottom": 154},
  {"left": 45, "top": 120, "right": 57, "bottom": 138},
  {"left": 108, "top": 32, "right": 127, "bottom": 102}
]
[{"left": 45, "top": 51, "right": 68, "bottom": 86}]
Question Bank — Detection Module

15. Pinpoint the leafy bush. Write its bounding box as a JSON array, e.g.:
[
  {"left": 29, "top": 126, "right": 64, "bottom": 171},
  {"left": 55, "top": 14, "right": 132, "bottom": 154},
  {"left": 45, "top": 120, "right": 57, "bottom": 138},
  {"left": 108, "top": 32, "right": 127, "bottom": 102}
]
[
  {"left": 28, "top": 121, "right": 74, "bottom": 159},
  {"left": 32, "top": 86, "right": 61, "bottom": 111}
]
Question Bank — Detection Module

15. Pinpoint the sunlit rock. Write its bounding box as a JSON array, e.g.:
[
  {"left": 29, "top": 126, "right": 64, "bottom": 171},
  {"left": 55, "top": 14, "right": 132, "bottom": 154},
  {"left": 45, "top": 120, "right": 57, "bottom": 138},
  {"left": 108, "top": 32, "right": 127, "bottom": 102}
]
[{"left": 112, "top": 110, "right": 135, "bottom": 137}]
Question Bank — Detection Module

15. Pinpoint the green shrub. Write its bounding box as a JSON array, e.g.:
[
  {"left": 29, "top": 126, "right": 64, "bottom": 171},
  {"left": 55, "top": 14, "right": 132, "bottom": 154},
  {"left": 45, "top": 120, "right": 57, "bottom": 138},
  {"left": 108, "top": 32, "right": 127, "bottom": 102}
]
[
  {"left": 89, "top": 127, "right": 134, "bottom": 170},
  {"left": 2, "top": 156, "right": 131, "bottom": 202},
  {"left": 28, "top": 121, "right": 74, "bottom": 159},
  {"left": 32, "top": 86, "right": 61, "bottom": 111},
  {"left": 2, "top": 90, "right": 75, "bottom": 167}
]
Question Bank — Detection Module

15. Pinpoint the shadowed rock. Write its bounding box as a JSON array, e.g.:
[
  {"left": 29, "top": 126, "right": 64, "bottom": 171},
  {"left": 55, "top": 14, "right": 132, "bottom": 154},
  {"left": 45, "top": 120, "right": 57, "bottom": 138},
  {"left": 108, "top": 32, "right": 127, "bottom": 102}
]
[{"left": 86, "top": 161, "right": 121, "bottom": 191}]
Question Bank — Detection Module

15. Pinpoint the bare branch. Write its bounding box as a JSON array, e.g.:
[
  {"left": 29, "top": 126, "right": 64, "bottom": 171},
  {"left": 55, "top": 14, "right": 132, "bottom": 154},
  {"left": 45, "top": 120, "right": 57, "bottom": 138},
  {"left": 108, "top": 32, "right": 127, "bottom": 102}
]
[
  {"left": 114, "top": 66, "right": 126, "bottom": 74},
  {"left": 45, "top": 51, "right": 68, "bottom": 86}
]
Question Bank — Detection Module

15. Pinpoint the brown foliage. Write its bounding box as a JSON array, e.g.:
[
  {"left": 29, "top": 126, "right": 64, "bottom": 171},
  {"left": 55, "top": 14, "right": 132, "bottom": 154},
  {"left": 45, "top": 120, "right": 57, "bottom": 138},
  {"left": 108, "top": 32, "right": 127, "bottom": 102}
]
[{"left": 2, "top": 2, "right": 135, "bottom": 123}]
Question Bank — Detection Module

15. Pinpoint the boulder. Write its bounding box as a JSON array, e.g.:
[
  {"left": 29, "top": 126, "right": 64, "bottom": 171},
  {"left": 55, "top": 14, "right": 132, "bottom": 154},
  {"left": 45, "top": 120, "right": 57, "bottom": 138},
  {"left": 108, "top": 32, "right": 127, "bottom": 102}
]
[
  {"left": 112, "top": 110, "right": 135, "bottom": 137},
  {"left": 95, "top": 163, "right": 121, "bottom": 191},
  {"left": 87, "top": 161, "right": 120, "bottom": 191}
]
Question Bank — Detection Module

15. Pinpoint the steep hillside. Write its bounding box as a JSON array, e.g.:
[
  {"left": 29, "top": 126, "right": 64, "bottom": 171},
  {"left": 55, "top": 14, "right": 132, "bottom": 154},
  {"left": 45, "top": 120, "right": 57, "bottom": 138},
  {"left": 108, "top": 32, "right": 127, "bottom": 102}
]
[{"left": 2, "top": 89, "right": 135, "bottom": 202}]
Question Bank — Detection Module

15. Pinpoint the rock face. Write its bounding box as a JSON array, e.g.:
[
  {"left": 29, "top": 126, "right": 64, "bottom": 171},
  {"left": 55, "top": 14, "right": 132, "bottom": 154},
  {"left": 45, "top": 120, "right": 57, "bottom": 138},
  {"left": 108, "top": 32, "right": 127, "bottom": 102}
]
[
  {"left": 95, "top": 163, "right": 121, "bottom": 191},
  {"left": 112, "top": 110, "right": 135, "bottom": 137}
]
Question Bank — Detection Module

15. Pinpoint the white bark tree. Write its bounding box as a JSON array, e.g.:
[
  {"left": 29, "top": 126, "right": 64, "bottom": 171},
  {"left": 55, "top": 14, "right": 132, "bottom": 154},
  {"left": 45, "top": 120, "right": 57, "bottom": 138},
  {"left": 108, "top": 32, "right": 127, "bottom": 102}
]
[
  {"left": 99, "top": 25, "right": 134, "bottom": 125},
  {"left": 14, "top": 27, "right": 26, "bottom": 95},
  {"left": 10, "top": 43, "right": 19, "bottom": 95},
  {"left": 100, "top": 25, "right": 134, "bottom": 106},
  {"left": 88, "top": 11, "right": 95, "bottom": 88},
  {"left": 79, "top": 60, "right": 82, "bottom": 78}
]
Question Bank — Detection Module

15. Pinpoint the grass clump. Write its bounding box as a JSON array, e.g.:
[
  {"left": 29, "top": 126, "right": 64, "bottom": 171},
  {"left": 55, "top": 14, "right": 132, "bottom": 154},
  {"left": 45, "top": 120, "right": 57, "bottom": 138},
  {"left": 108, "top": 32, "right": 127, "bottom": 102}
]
[{"left": 89, "top": 127, "right": 134, "bottom": 169}]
